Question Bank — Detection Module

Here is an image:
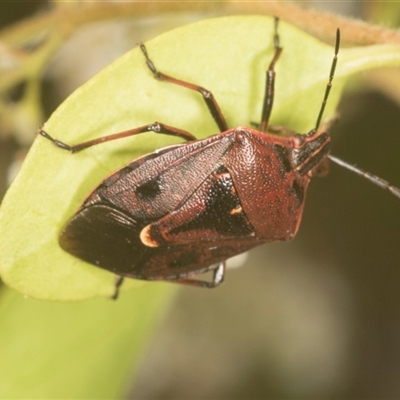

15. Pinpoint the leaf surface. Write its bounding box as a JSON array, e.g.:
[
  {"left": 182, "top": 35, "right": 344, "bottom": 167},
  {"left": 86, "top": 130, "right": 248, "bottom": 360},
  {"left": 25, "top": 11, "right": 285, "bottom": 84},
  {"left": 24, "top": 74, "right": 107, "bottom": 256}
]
[{"left": 1, "top": 16, "right": 400, "bottom": 300}]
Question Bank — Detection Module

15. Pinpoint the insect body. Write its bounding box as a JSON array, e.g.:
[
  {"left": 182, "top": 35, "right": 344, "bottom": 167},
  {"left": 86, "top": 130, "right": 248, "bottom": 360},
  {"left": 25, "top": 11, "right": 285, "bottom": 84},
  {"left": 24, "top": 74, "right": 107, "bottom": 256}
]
[{"left": 40, "top": 19, "right": 400, "bottom": 290}]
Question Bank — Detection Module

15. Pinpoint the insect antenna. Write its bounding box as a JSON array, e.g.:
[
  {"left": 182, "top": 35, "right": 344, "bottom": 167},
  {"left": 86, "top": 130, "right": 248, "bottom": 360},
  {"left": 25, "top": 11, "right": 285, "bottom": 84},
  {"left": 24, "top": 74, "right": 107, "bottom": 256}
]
[
  {"left": 319, "top": 30, "right": 400, "bottom": 200},
  {"left": 328, "top": 155, "right": 400, "bottom": 199},
  {"left": 315, "top": 28, "right": 340, "bottom": 132}
]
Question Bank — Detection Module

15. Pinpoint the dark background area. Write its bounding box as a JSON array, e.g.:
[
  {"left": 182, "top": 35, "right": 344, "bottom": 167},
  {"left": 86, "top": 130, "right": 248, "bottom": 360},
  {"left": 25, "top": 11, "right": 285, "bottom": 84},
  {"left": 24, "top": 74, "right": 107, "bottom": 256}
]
[
  {"left": 130, "top": 89, "right": 400, "bottom": 399},
  {"left": 1, "top": 2, "right": 400, "bottom": 399}
]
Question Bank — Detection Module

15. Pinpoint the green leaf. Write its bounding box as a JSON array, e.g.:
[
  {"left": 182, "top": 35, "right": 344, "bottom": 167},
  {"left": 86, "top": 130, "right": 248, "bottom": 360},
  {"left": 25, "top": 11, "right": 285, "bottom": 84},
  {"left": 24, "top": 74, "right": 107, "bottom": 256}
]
[
  {"left": 0, "top": 284, "right": 176, "bottom": 398},
  {"left": 1, "top": 15, "right": 400, "bottom": 300}
]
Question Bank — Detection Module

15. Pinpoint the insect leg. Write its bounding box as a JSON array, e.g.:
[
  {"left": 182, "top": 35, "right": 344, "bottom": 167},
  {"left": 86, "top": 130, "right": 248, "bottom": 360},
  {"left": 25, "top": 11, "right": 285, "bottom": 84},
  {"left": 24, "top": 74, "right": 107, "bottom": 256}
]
[
  {"left": 140, "top": 44, "right": 228, "bottom": 133},
  {"left": 111, "top": 276, "right": 124, "bottom": 300},
  {"left": 39, "top": 122, "right": 197, "bottom": 153},
  {"left": 174, "top": 262, "right": 226, "bottom": 288},
  {"left": 260, "top": 17, "right": 283, "bottom": 133}
]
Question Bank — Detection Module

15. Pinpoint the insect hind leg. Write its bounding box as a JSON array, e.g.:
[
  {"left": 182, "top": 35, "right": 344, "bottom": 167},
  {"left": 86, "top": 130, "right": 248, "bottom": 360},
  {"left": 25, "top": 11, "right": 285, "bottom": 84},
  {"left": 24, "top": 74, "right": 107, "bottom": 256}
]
[{"left": 174, "top": 262, "right": 226, "bottom": 288}]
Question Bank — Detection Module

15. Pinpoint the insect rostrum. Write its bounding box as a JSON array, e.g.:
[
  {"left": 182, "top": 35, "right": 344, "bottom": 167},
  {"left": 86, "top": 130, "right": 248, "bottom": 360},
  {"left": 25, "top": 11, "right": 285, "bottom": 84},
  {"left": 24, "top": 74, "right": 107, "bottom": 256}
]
[{"left": 40, "top": 18, "right": 400, "bottom": 293}]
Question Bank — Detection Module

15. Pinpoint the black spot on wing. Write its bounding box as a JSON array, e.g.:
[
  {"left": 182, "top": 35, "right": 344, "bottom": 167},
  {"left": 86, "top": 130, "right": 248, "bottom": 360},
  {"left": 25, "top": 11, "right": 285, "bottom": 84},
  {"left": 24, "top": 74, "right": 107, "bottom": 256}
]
[{"left": 135, "top": 177, "right": 162, "bottom": 199}]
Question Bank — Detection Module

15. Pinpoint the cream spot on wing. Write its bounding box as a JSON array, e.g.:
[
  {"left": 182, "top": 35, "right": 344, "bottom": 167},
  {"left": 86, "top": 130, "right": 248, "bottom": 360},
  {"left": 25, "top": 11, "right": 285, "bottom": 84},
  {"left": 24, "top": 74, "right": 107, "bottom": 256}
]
[{"left": 140, "top": 225, "right": 159, "bottom": 247}]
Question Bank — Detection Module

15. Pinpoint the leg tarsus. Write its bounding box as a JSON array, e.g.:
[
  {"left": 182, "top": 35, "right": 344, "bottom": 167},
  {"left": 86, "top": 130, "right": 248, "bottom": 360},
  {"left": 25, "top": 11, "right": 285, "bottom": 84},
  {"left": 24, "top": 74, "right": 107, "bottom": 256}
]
[
  {"left": 140, "top": 43, "right": 158, "bottom": 76},
  {"left": 39, "top": 129, "right": 74, "bottom": 152}
]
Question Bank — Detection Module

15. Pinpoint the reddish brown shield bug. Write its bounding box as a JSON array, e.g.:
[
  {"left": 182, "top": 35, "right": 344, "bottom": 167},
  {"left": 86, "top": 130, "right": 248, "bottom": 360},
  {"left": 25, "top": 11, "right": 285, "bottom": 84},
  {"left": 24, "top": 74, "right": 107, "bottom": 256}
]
[{"left": 40, "top": 18, "right": 400, "bottom": 293}]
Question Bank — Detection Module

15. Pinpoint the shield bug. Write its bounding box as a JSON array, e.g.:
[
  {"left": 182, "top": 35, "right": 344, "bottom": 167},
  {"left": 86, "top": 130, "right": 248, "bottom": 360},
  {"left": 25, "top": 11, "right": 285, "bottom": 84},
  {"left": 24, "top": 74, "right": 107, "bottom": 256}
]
[{"left": 40, "top": 18, "right": 400, "bottom": 293}]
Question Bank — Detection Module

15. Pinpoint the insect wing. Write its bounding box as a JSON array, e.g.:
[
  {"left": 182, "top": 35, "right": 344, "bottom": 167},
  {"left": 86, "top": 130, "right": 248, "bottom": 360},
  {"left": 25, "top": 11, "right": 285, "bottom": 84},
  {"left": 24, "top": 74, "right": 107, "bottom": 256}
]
[
  {"left": 142, "top": 163, "right": 256, "bottom": 247},
  {"left": 60, "top": 204, "right": 143, "bottom": 274},
  {"left": 60, "top": 132, "right": 240, "bottom": 278},
  {"left": 61, "top": 202, "right": 262, "bottom": 280},
  {"left": 126, "top": 237, "right": 263, "bottom": 281},
  {"left": 89, "top": 133, "right": 236, "bottom": 219}
]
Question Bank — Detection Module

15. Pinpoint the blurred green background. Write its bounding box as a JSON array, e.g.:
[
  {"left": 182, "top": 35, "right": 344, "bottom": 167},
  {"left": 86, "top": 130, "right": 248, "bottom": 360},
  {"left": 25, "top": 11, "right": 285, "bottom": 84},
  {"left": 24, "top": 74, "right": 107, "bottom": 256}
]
[{"left": 1, "top": 2, "right": 400, "bottom": 399}]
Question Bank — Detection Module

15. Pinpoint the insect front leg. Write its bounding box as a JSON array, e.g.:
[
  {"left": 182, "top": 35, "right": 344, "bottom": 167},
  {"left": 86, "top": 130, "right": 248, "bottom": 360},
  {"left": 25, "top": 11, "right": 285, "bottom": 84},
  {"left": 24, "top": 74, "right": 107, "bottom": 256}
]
[
  {"left": 39, "top": 122, "right": 197, "bottom": 153},
  {"left": 140, "top": 44, "right": 228, "bottom": 133}
]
